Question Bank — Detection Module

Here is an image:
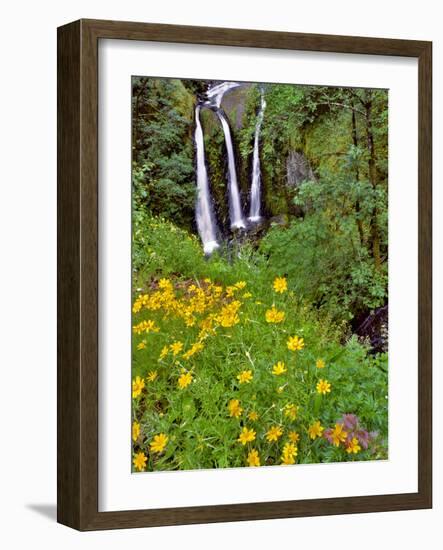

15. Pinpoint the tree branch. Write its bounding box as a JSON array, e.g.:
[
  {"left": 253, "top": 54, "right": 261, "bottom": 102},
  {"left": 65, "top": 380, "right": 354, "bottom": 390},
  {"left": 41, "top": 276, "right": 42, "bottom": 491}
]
[{"left": 317, "top": 102, "right": 366, "bottom": 116}]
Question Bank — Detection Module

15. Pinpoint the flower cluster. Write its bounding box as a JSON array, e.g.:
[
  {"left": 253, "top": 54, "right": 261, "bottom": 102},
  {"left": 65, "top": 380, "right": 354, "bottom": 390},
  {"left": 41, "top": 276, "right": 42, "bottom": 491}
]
[
  {"left": 281, "top": 442, "right": 298, "bottom": 465},
  {"left": 323, "top": 414, "right": 377, "bottom": 454},
  {"left": 265, "top": 306, "right": 285, "bottom": 324},
  {"left": 132, "top": 319, "right": 160, "bottom": 335},
  {"left": 133, "top": 278, "right": 245, "bottom": 337},
  {"left": 131, "top": 274, "right": 383, "bottom": 471}
]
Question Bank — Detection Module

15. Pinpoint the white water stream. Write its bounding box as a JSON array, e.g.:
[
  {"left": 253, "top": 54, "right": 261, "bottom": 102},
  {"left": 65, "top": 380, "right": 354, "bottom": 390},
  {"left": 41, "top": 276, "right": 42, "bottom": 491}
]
[
  {"left": 194, "top": 105, "right": 220, "bottom": 254},
  {"left": 248, "top": 92, "right": 266, "bottom": 222},
  {"left": 216, "top": 110, "right": 246, "bottom": 229},
  {"left": 194, "top": 81, "right": 266, "bottom": 252}
]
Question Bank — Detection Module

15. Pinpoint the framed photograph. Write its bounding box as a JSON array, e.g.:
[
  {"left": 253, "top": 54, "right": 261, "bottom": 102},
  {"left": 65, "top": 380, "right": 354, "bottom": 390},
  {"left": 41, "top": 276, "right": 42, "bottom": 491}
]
[{"left": 57, "top": 19, "right": 432, "bottom": 530}]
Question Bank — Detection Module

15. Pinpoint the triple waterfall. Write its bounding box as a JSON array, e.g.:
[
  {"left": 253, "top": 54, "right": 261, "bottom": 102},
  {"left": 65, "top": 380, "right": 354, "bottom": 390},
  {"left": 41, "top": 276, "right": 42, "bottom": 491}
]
[{"left": 194, "top": 82, "right": 266, "bottom": 254}]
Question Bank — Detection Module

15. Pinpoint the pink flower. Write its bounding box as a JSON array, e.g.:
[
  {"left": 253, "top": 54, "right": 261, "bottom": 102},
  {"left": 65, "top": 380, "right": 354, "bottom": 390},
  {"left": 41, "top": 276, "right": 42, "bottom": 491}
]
[
  {"left": 323, "top": 428, "right": 334, "bottom": 445},
  {"left": 341, "top": 414, "right": 358, "bottom": 431},
  {"left": 355, "top": 429, "right": 370, "bottom": 450}
]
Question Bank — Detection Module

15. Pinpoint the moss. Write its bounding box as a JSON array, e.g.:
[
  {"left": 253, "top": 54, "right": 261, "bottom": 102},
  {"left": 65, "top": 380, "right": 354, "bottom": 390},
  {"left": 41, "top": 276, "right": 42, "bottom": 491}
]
[
  {"left": 303, "top": 109, "right": 352, "bottom": 176},
  {"left": 169, "top": 79, "right": 195, "bottom": 121}
]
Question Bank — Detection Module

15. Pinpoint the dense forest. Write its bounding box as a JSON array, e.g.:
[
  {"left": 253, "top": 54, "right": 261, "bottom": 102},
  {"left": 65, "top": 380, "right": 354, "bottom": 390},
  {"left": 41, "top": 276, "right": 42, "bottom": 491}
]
[{"left": 131, "top": 78, "right": 388, "bottom": 472}]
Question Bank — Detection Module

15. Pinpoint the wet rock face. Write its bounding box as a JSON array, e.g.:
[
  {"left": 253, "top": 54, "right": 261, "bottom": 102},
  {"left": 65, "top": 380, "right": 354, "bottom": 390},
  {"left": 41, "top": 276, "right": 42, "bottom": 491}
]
[
  {"left": 220, "top": 84, "right": 252, "bottom": 129},
  {"left": 286, "top": 151, "right": 315, "bottom": 187}
]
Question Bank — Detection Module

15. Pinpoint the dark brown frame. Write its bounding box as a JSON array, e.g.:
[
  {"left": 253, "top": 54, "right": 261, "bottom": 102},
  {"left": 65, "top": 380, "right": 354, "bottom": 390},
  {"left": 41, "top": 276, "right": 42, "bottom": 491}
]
[{"left": 57, "top": 18, "right": 432, "bottom": 531}]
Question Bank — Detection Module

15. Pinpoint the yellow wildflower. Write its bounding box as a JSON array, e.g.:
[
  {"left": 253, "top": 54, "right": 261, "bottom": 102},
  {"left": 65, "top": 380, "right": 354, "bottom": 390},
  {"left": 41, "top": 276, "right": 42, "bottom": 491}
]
[
  {"left": 217, "top": 300, "right": 241, "bottom": 328},
  {"left": 170, "top": 341, "right": 184, "bottom": 356},
  {"left": 133, "top": 451, "right": 147, "bottom": 471},
  {"left": 330, "top": 423, "right": 348, "bottom": 446},
  {"left": 276, "top": 385, "right": 285, "bottom": 394},
  {"left": 184, "top": 315, "right": 196, "bottom": 327},
  {"left": 182, "top": 341, "right": 204, "bottom": 360},
  {"left": 281, "top": 442, "right": 298, "bottom": 465},
  {"left": 316, "top": 358, "right": 326, "bottom": 369},
  {"left": 272, "top": 361, "right": 287, "bottom": 376},
  {"left": 284, "top": 403, "right": 298, "bottom": 420},
  {"left": 247, "top": 449, "right": 260, "bottom": 467},
  {"left": 132, "top": 319, "right": 160, "bottom": 335},
  {"left": 287, "top": 335, "right": 305, "bottom": 351},
  {"left": 158, "top": 278, "right": 172, "bottom": 290},
  {"left": 145, "top": 293, "right": 162, "bottom": 311},
  {"left": 159, "top": 345, "right": 169, "bottom": 360},
  {"left": 265, "top": 306, "right": 285, "bottom": 324},
  {"left": 346, "top": 437, "right": 361, "bottom": 454},
  {"left": 137, "top": 341, "right": 147, "bottom": 351},
  {"left": 237, "top": 427, "right": 256, "bottom": 445},
  {"left": 132, "top": 322, "right": 144, "bottom": 335},
  {"left": 228, "top": 399, "right": 243, "bottom": 418},
  {"left": 235, "top": 281, "right": 247, "bottom": 290},
  {"left": 132, "top": 421, "right": 140, "bottom": 442},
  {"left": 248, "top": 411, "right": 259, "bottom": 421},
  {"left": 199, "top": 315, "right": 215, "bottom": 336},
  {"left": 147, "top": 320, "right": 159, "bottom": 333},
  {"left": 316, "top": 379, "right": 331, "bottom": 395},
  {"left": 178, "top": 371, "right": 193, "bottom": 389},
  {"left": 243, "top": 292, "right": 252, "bottom": 299},
  {"left": 266, "top": 426, "right": 283, "bottom": 442},
  {"left": 282, "top": 442, "right": 298, "bottom": 457},
  {"left": 150, "top": 433, "right": 168, "bottom": 454},
  {"left": 281, "top": 454, "right": 296, "bottom": 465},
  {"left": 273, "top": 276, "right": 288, "bottom": 293},
  {"left": 225, "top": 286, "right": 236, "bottom": 297},
  {"left": 237, "top": 370, "right": 253, "bottom": 384},
  {"left": 308, "top": 420, "right": 324, "bottom": 440},
  {"left": 132, "top": 375, "right": 145, "bottom": 398},
  {"left": 146, "top": 370, "right": 158, "bottom": 383},
  {"left": 288, "top": 431, "right": 300, "bottom": 443}
]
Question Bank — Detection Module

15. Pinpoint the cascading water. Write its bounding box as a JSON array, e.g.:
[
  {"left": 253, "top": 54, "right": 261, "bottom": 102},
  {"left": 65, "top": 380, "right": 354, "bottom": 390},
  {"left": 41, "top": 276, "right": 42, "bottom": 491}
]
[
  {"left": 248, "top": 91, "right": 266, "bottom": 222},
  {"left": 206, "top": 81, "right": 240, "bottom": 108},
  {"left": 194, "top": 105, "right": 220, "bottom": 255},
  {"left": 194, "top": 81, "right": 247, "bottom": 252},
  {"left": 216, "top": 110, "right": 246, "bottom": 230},
  {"left": 206, "top": 81, "right": 246, "bottom": 230}
]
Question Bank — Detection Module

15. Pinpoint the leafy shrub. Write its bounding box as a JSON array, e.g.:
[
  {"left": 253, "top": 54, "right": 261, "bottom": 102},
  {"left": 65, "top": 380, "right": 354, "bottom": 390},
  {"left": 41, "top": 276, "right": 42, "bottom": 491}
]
[{"left": 260, "top": 175, "right": 387, "bottom": 321}]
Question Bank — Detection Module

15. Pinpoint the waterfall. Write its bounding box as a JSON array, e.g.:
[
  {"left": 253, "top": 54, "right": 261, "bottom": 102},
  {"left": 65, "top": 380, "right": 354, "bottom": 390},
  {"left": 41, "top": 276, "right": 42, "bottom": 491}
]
[
  {"left": 194, "top": 105, "right": 220, "bottom": 255},
  {"left": 193, "top": 81, "right": 246, "bottom": 252},
  {"left": 216, "top": 110, "right": 246, "bottom": 230},
  {"left": 248, "top": 92, "right": 266, "bottom": 222},
  {"left": 206, "top": 82, "right": 246, "bottom": 230},
  {"left": 206, "top": 81, "right": 240, "bottom": 108}
]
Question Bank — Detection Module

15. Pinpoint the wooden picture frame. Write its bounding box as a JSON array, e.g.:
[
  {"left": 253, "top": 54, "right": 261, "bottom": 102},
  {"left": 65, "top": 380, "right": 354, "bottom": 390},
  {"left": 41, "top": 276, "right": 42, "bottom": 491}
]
[{"left": 57, "top": 18, "right": 432, "bottom": 530}]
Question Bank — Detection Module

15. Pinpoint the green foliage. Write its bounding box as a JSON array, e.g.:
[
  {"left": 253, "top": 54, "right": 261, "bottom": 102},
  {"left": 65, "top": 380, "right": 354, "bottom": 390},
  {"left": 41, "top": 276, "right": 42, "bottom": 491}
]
[
  {"left": 133, "top": 209, "right": 269, "bottom": 294},
  {"left": 132, "top": 209, "right": 205, "bottom": 285},
  {"left": 132, "top": 78, "right": 197, "bottom": 228},
  {"left": 260, "top": 172, "right": 387, "bottom": 321},
  {"left": 131, "top": 217, "right": 388, "bottom": 470}
]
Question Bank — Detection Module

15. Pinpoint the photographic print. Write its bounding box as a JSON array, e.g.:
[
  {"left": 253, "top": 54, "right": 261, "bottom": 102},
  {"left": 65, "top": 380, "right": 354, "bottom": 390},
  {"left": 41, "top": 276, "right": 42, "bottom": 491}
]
[{"left": 131, "top": 77, "right": 388, "bottom": 473}]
